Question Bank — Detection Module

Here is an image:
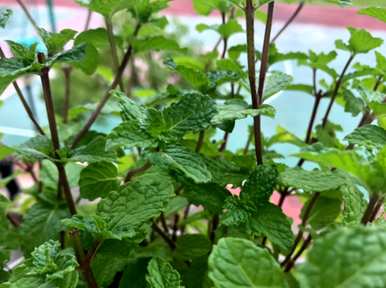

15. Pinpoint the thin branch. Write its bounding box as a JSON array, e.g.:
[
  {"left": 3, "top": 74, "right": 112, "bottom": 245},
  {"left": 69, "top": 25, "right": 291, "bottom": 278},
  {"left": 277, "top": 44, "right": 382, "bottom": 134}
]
[
  {"left": 282, "top": 192, "right": 320, "bottom": 268},
  {"left": 105, "top": 17, "right": 125, "bottom": 91},
  {"left": 195, "top": 131, "right": 205, "bottom": 153},
  {"left": 322, "top": 53, "right": 355, "bottom": 127},
  {"left": 84, "top": 10, "right": 93, "bottom": 31},
  {"left": 246, "top": 0, "right": 275, "bottom": 165},
  {"left": 16, "top": 0, "right": 40, "bottom": 35},
  {"left": 62, "top": 66, "right": 72, "bottom": 123},
  {"left": 124, "top": 161, "right": 151, "bottom": 183},
  {"left": 361, "top": 193, "right": 380, "bottom": 224},
  {"left": 271, "top": 2, "right": 305, "bottom": 43},
  {"left": 284, "top": 234, "right": 311, "bottom": 272},
  {"left": 71, "top": 23, "right": 141, "bottom": 148},
  {"left": 0, "top": 48, "right": 45, "bottom": 135},
  {"left": 152, "top": 223, "right": 176, "bottom": 250}
]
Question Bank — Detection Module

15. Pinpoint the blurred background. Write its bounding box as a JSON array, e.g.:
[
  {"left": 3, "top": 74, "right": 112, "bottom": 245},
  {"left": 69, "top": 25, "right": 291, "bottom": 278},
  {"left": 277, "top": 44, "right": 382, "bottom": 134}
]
[{"left": 0, "top": 0, "right": 385, "bottom": 162}]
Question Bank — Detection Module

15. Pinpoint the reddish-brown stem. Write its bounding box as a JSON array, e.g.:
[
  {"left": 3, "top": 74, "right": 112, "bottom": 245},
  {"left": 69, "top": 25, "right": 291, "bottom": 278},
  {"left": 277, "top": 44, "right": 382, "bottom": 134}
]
[
  {"left": 322, "top": 53, "right": 355, "bottom": 127},
  {"left": 124, "top": 161, "right": 151, "bottom": 183},
  {"left": 62, "top": 66, "right": 72, "bottom": 123},
  {"left": 282, "top": 192, "right": 320, "bottom": 268},
  {"left": 71, "top": 23, "right": 141, "bottom": 148},
  {"left": 153, "top": 223, "right": 176, "bottom": 250},
  {"left": 246, "top": 0, "right": 273, "bottom": 165},
  {"left": 38, "top": 54, "right": 97, "bottom": 287},
  {"left": 361, "top": 194, "right": 380, "bottom": 224},
  {"left": 284, "top": 234, "right": 311, "bottom": 272},
  {"left": 0, "top": 48, "right": 45, "bottom": 135},
  {"left": 271, "top": 2, "right": 305, "bottom": 43},
  {"left": 195, "top": 131, "right": 205, "bottom": 153}
]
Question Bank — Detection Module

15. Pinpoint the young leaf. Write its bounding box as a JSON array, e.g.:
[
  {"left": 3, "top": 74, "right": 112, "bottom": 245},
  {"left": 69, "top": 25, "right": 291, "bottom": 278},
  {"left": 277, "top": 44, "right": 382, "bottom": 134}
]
[
  {"left": 69, "top": 136, "right": 116, "bottom": 163},
  {"left": 19, "top": 203, "right": 69, "bottom": 253},
  {"left": 79, "top": 161, "right": 119, "bottom": 200},
  {"left": 262, "top": 71, "right": 293, "bottom": 101},
  {"left": 359, "top": 7, "right": 386, "bottom": 23},
  {"left": 241, "top": 164, "right": 278, "bottom": 204},
  {"left": 344, "top": 124, "right": 386, "bottom": 150},
  {"left": 134, "top": 36, "right": 180, "bottom": 53},
  {"left": 39, "top": 28, "right": 77, "bottom": 55},
  {"left": 209, "top": 237, "right": 288, "bottom": 288},
  {"left": 14, "top": 135, "right": 53, "bottom": 162},
  {"left": 75, "top": 0, "right": 134, "bottom": 16},
  {"left": 336, "top": 28, "right": 383, "bottom": 54},
  {"left": 97, "top": 169, "right": 174, "bottom": 239},
  {"left": 1, "top": 240, "right": 79, "bottom": 288},
  {"left": 107, "top": 121, "right": 157, "bottom": 150},
  {"left": 247, "top": 204, "right": 294, "bottom": 253},
  {"left": 295, "top": 225, "right": 386, "bottom": 287},
  {"left": 211, "top": 100, "right": 275, "bottom": 126},
  {"left": 148, "top": 145, "right": 212, "bottom": 183},
  {"left": 280, "top": 167, "right": 346, "bottom": 193},
  {"left": 146, "top": 258, "right": 182, "bottom": 288}
]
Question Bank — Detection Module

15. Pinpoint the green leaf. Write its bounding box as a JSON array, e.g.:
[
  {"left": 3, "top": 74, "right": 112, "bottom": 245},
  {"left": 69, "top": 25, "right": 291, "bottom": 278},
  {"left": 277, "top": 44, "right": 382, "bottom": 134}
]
[
  {"left": 148, "top": 145, "right": 212, "bottom": 183},
  {"left": 75, "top": 0, "right": 134, "bottom": 16},
  {"left": 263, "top": 71, "right": 293, "bottom": 101},
  {"left": 0, "top": 57, "right": 39, "bottom": 95},
  {"left": 39, "top": 28, "right": 77, "bottom": 55},
  {"left": 6, "top": 41, "right": 37, "bottom": 62},
  {"left": 74, "top": 28, "right": 109, "bottom": 50},
  {"left": 91, "top": 239, "right": 136, "bottom": 287},
  {"left": 211, "top": 100, "right": 275, "bottom": 126},
  {"left": 359, "top": 7, "right": 386, "bottom": 23},
  {"left": 0, "top": 144, "right": 14, "bottom": 160},
  {"left": 345, "top": 124, "right": 386, "bottom": 150},
  {"left": 184, "top": 183, "right": 228, "bottom": 214},
  {"left": 176, "top": 234, "right": 212, "bottom": 260},
  {"left": 79, "top": 162, "right": 119, "bottom": 200},
  {"left": 209, "top": 237, "right": 288, "bottom": 288},
  {"left": 0, "top": 8, "right": 12, "bottom": 28},
  {"left": 204, "top": 157, "right": 248, "bottom": 187},
  {"left": 343, "top": 89, "right": 365, "bottom": 117},
  {"left": 297, "top": 149, "right": 384, "bottom": 194},
  {"left": 97, "top": 169, "right": 174, "bottom": 239},
  {"left": 303, "top": 196, "right": 341, "bottom": 230},
  {"left": 19, "top": 203, "right": 69, "bottom": 253},
  {"left": 165, "top": 59, "right": 209, "bottom": 88},
  {"left": 241, "top": 164, "right": 278, "bottom": 204},
  {"left": 146, "top": 258, "right": 182, "bottom": 288},
  {"left": 70, "top": 136, "right": 116, "bottom": 163},
  {"left": 341, "top": 185, "right": 367, "bottom": 224},
  {"left": 295, "top": 225, "right": 386, "bottom": 288},
  {"left": 107, "top": 121, "right": 157, "bottom": 150},
  {"left": 217, "top": 19, "right": 243, "bottom": 38},
  {"left": 336, "top": 28, "right": 383, "bottom": 54},
  {"left": 280, "top": 167, "right": 346, "bottom": 193},
  {"left": 156, "top": 92, "right": 216, "bottom": 140},
  {"left": 2, "top": 240, "right": 79, "bottom": 288},
  {"left": 62, "top": 214, "right": 117, "bottom": 240},
  {"left": 221, "top": 196, "right": 252, "bottom": 226},
  {"left": 134, "top": 36, "right": 180, "bottom": 52},
  {"left": 192, "top": 0, "right": 216, "bottom": 15},
  {"left": 14, "top": 135, "right": 53, "bottom": 162}
]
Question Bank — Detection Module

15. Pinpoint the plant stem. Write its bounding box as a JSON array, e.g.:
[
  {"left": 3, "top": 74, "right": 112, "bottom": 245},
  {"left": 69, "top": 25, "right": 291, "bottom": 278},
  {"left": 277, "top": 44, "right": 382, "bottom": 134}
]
[
  {"left": 284, "top": 234, "right": 311, "bottom": 272},
  {"left": 105, "top": 17, "right": 125, "bottom": 91},
  {"left": 282, "top": 192, "right": 320, "bottom": 268},
  {"left": 246, "top": 0, "right": 274, "bottom": 165},
  {"left": 84, "top": 10, "right": 92, "bottom": 31},
  {"left": 271, "top": 2, "right": 305, "bottom": 43},
  {"left": 38, "top": 53, "right": 97, "bottom": 287},
  {"left": 361, "top": 193, "right": 380, "bottom": 224},
  {"left": 152, "top": 223, "right": 176, "bottom": 250},
  {"left": 124, "top": 161, "right": 151, "bottom": 183},
  {"left": 195, "top": 131, "right": 205, "bottom": 153},
  {"left": 62, "top": 66, "right": 72, "bottom": 123},
  {"left": 0, "top": 48, "right": 45, "bottom": 135},
  {"left": 16, "top": 0, "right": 40, "bottom": 35},
  {"left": 71, "top": 23, "right": 141, "bottom": 148},
  {"left": 321, "top": 53, "right": 355, "bottom": 127}
]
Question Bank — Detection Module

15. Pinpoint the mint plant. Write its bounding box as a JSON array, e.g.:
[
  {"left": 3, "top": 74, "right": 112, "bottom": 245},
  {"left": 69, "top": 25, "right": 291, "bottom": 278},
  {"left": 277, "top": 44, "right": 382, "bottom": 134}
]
[{"left": 0, "top": 0, "right": 385, "bottom": 287}]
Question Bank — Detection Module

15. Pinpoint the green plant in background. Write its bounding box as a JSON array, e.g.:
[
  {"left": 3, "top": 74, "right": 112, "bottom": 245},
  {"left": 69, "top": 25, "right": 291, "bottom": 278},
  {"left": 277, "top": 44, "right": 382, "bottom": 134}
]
[{"left": 0, "top": 0, "right": 385, "bottom": 287}]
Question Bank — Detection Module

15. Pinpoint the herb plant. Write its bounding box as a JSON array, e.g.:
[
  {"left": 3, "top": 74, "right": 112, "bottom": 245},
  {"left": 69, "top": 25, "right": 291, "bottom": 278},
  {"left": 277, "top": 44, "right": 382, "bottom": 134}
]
[{"left": 0, "top": 0, "right": 385, "bottom": 287}]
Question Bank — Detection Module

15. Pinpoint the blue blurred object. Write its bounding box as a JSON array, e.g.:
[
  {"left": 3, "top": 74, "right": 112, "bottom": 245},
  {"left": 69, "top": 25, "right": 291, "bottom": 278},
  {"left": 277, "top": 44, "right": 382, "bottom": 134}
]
[
  {"left": 46, "top": 0, "right": 57, "bottom": 32},
  {"left": 16, "top": 37, "right": 47, "bottom": 53}
]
